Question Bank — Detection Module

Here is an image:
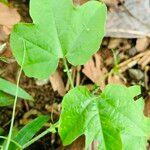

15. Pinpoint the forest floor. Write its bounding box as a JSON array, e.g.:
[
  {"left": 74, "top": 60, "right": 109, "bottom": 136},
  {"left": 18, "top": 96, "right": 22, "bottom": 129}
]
[{"left": 0, "top": 0, "right": 150, "bottom": 149}]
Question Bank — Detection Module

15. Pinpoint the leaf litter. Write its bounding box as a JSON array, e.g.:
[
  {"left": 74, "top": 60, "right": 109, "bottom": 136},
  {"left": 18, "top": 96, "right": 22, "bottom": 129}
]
[{"left": 0, "top": 0, "right": 150, "bottom": 149}]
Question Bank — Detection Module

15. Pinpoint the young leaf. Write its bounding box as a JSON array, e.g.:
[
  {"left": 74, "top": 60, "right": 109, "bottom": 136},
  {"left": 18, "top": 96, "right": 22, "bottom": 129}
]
[
  {"left": 59, "top": 85, "right": 150, "bottom": 149},
  {"left": 0, "top": 78, "right": 33, "bottom": 101},
  {"left": 10, "top": 0, "right": 107, "bottom": 79},
  {"left": 0, "top": 91, "right": 14, "bottom": 106},
  {"left": 8, "top": 116, "right": 50, "bottom": 150}
]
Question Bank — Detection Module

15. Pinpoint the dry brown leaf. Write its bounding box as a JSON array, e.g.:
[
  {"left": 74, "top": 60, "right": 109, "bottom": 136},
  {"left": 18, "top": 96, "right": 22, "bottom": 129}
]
[
  {"left": 0, "top": 3, "right": 20, "bottom": 34},
  {"left": 106, "top": 0, "right": 150, "bottom": 38},
  {"left": 50, "top": 70, "right": 66, "bottom": 96},
  {"left": 82, "top": 53, "right": 107, "bottom": 90}
]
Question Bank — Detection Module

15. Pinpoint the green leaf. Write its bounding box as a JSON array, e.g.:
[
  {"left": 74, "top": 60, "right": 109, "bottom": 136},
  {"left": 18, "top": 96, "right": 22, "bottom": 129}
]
[
  {"left": 0, "top": 91, "right": 14, "bottom": 106},
  {"left": 100, "top": 85, "right": 150, "bottom": 150},
  {"left": 0, "top": 0, "right": 8, "bottom": 4},
  {"left": 13, "top": 116, "right": 50, "bottom": 146},
  {"left": 8, "top": 116, "right": 50, "bottom": 150},
  {"left": 0, "top": 78, "right": 33, "bottom": 101},
  {"left": 0, "top": 128, "right": 4, "bottom": 135},
  {"left": 59, "top": 85, "right": 150, "bottom": 150},
  {"left": 2, "top": 127, "right": 19, "bottom": 149},
  {"left": 10, "top": 0, "right": 107, "bottom": 79}
]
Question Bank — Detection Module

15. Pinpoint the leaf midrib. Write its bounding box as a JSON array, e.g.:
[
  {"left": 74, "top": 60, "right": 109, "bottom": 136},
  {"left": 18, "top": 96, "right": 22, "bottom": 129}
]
[
  {"left": 95, "top": 100, "right": 107, "bottom": 150},
  {"left": 14, "top": 32, "right": 51, "bottom": 56},
  {"left": 66, "top": 4, "right": 101, "bottom": 55},
  {"left": 51, "top": 4, "right": 64, "bottom": 58},
  {"left": 62, "top": 93, "right": 97, "bottom": 142},
  {"left": 101, "top": 95, "right": 146, "bottom": 136}
]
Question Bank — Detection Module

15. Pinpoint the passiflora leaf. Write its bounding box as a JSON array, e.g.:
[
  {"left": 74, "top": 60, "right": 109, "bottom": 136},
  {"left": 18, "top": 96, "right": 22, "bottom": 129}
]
[
  {"left": 0, "top": 78, "right": 33, "bottom": 101},
  {"left": 59, "top": 85, "right": 150, "bottom": 149},
  {"left": 10, "top": 0, "right": 107, "bottom": 79}
]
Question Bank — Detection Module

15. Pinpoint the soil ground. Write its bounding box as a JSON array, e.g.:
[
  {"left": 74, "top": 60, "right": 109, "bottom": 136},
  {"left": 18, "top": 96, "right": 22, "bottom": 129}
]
[{"left": 0, "top": 0, "right": 150, "bottom": 149}]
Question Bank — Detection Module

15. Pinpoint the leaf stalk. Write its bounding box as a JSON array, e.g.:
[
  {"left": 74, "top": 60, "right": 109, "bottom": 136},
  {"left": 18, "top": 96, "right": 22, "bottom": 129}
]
[{"left": 63, "top": 57, "right": 74, "bottom": 89}]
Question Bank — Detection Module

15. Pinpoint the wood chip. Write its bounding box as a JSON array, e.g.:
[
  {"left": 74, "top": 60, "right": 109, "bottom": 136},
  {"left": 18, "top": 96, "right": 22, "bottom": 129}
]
[
  {"left": 50, "top": 70, "right": 66, "bottom": 96},
  {"left": 138, "top": 50, "right": 150, "bottom": 69},
  {"left": 118, "top": 50, "right": 149, "bottom": 73}
]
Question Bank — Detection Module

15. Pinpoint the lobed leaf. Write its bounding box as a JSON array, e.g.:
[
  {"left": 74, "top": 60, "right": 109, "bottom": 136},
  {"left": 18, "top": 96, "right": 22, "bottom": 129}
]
[
  {"left": 10, "top": 0, "right": 107, "bottom": 79},
  {"left": 59, "top": 85, "right": 150, "bottom": 149}
]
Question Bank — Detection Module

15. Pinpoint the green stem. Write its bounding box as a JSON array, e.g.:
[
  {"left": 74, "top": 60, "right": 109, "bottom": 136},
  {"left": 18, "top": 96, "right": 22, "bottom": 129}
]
[
  {"left": 63, "top": 57, "right": 74, "bottom": 89},
  {"left": 5, "top": 43, "right": 26, "bottom": 150},
  {"left": 0, "top": 145, "right": 3, "bottom": 150},
  {"left": 0, "top": 136, "right": 22, "bottom": 149},
  {"left": 22, "top": 127, "right": 56, "bottom": 149}
]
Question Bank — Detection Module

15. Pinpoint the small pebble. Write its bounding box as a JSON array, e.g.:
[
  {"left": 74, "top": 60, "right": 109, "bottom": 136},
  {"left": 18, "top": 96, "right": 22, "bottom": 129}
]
[
  {"left": 128, "top": 47, "right": 137, "bottom": 56},
  {"left": 128, "top": 69, "right": 144, "bottom": 81}
]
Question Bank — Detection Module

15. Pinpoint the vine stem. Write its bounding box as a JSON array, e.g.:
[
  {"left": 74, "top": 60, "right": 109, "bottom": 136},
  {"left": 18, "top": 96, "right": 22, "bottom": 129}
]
[
  {"left": 5, "top": 43, "right": 26, "bottom": 150},
  {"left": 63, "top": 57, "right": 74, "bottom": 89},
  {"left": 0, "top": 146, "right": 3, "bottom": 150}
]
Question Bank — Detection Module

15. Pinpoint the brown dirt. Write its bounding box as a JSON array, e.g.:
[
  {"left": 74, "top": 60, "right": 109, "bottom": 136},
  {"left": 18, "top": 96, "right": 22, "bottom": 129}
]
[{"left": 0, "top": 0, "right": 150, "bottom": 150}]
